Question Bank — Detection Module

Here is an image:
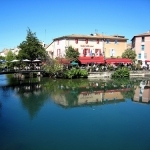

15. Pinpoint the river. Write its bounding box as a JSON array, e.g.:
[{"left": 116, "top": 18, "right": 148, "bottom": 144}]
[{"left": 0, "top": 74, "right": 150, "bottom": 150}]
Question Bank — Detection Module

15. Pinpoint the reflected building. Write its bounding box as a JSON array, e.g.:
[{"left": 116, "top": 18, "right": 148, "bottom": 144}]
[
  {"left": 133, "top": 80, "right": 150, "bottom": 103},
  {"left": 52, "top": 88, "right": 130, "bottom": 108}
]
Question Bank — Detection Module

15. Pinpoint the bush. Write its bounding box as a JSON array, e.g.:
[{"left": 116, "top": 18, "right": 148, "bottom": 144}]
[
  {"left": 64, "top": 68, "right": 88, "bottom": 79},
  {"left": 111, "top": 67, "right": 129, "bottom": 78}
]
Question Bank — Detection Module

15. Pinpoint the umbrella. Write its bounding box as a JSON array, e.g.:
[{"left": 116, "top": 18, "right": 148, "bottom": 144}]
[
  {"left": 32, "top": 59, "right": 41, "bottom": 62},
  {"left": 11, "top": 59, "right": 20, "bottom": 62},
  {"left": 22, "top": 59, "right": 31, "bottom": 62},
  {"left": 70, "top": 61, "right": 78, "bottom": 65},
  {"left": 0, "top": 60, "right": 6, "bottom": 63}
]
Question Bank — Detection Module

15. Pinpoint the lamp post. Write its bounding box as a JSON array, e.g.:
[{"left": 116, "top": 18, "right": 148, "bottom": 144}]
[{"left": 103, "top": 48, "right": 106, "bottom": 64}]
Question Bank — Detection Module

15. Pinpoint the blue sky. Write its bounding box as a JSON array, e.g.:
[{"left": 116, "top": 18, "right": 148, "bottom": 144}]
[{"left": 0, "top": 0, "right": 150, "bottom": 51}]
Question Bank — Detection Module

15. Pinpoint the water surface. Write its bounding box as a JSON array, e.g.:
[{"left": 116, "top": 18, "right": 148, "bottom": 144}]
[{"left": 0, "top": 75, "right": 150, "bottom": 150}]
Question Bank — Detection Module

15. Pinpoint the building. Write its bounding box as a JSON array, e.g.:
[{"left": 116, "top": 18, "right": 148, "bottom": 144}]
[
  {"left": 0, "top": 48, "right": 9, "bottom": 57},
  {"left": 127, "top": 43, "right": 132, "bottom": 49},
  {"left": 46, "top": 33, "right": 128, "bottom": 64},
  {"left": 131, "top": 31, "right": 150, "bottom": 65}
]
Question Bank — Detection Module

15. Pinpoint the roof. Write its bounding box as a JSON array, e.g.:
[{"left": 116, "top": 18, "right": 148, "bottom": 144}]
[
  {"left": 53, "top": 33, "right": 128, "bottom": 41},
  {"left": 131, "top": 31, "right": 150, "bottom": 41}
]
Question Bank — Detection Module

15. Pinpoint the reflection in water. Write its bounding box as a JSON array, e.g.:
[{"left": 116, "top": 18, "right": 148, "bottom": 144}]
[
  {"left": 134, "top": 80, "right": 150, "bottom": 103},
  {"left": 0, "top": 75, "right": 150, "bottom": 118},
  {"left": 0, "top": 102, "right": 1, "bottom": 117},
  {"left": 2, "top": 77, "right": 150, "bottom": 109},
  {"left": 1, "top": 75, "right": 150, "bottom": 150}
]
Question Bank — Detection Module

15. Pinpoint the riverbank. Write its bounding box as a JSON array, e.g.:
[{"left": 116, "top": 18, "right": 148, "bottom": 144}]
[{"left": 88, "top": 71, "right": 150, "bottom": 78}]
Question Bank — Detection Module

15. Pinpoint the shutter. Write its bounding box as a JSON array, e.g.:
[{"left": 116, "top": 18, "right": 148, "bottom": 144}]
[
  {"left": 85, "top": 39, "right": 88, "bottom": 44},
  {"left": 75, "top": 39, "right": 78, "bottom": 44},
  {"left": 97, "top": 39, "right": 99, "bottom": 44}
]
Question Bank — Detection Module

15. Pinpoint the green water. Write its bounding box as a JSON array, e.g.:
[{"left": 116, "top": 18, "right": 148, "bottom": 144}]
[{"left": 0, "top": 75, "right": 150, "bottom": 150}]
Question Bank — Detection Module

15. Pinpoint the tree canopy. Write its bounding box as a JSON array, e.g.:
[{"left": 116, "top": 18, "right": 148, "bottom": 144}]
[
  {"left": 18, "top": 28, "right": 47, "bottom": 60},
  {"left": 65, "top": 46, "right": 80, "bottom": 61},
  {"left": 5, "top": 50, "right": 16, "bottom": 62},
  {"left": 122, "top": 49, "right": 136, "bottom": 61}
]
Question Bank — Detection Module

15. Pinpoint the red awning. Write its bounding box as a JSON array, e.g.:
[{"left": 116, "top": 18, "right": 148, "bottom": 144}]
[
  {"left": 79, "top": 56, "right": 104, "bottom": 64},
  {"left": 105, "top": 58, "right": 132, "bottom": 64},
  {"left": 145, "top": 60, "right": 150, "bottom": 62}
]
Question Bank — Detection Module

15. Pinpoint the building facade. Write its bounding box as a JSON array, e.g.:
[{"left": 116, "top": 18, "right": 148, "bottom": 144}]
[
  {"left": 46, "top": 34, "right": 128, "bottom": 61},
  {"left": 131, "top": 31, "right": 150, "bottom": 65}
]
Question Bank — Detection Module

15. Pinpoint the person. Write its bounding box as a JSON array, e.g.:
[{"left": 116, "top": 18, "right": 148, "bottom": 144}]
[{"left": 147, "top": 64, "right": 149, "bottom": 70}]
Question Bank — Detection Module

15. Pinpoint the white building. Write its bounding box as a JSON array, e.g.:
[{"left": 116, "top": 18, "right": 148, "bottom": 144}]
[{"left": 46, "top": 33, "right": 128, "bottom": 61}]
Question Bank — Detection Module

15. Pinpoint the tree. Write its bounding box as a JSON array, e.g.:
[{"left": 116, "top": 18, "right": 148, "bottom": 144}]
[
  {"left": 122, "top": 49, "right": 136, "bottom": 62},
  {"left": 65, "top": 46, "right": 80, "bottom": 61},
  {"left": 5, "top": 50, "right": 17, "bottom": 68},
  {"left": 6, "top": 50, "right": 16, "bottom": 62},
  {"left": 18, "top": 28, "right": 47, "bottom": 60}
]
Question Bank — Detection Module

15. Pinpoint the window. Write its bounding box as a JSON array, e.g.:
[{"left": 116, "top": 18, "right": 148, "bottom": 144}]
[
  {"left": 97, "top": 39, "right": 99, "bottom": 44},
  {"left": 142, "top": 37, "right": 145, "bottom": 42},
  {"left": 83, "top": 49, "right": 87, "bottom": 56},
  {"left": 106, "top": 39, "right": 110, "bottom": 44},
  {"left": 75, "top": 39, "right": 78, "bottom": 44},
  {"left": 138, "top": 53, "right": 141, "bottom": 59},
  {"left": 144, "top": 53, "right": 147, "bottom": 59},
  {"left": 110, "top": 49, "right": 115, "bottom": 57},
  {"left": 95, "top": 49, "right": 101, "bottom": 56},
  {"left": 57, "top": 49, "right": 61, "bottom": 56},
  {"left": 141, "top": 45, "right": 145, "bottom": 50},
  {"left": 85, "top": 39, "right": 88, "bottom": 44},
  {"left": 114, "top": 40, "right": 118, "bottom": 44},
  {"left": 57, "top": 40, "right": 59, "bottom": 45}
]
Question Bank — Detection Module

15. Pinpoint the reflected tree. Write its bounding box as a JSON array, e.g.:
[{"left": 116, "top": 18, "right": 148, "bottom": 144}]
[{"left": 18, "top": 89, "right": 49, "bottom": 119}]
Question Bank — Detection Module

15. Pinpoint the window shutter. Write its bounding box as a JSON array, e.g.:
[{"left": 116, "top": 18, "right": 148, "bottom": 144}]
[
  {"left": 85, "top": 39, "right": 88, "bottom": 44},
  {"left": 97, "top": 39, "right": 99, "bottom": 44},
  {"left": 75, "top": 39, "right": 78, "bottom": 44}
]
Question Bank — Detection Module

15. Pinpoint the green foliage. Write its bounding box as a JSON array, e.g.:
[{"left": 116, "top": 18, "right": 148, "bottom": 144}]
[
  {"left": 79, "top": 69, "right": 88, "bottom": 77},
  {"left": 0, "top": 56, "right": 5, "bottom": 60},
  {"left": 18, "top": 28, "right": 47, "bottom": 60},
  {"left": 6, "top": 50, "right": 16, "bottom": 61},
  {"left": 64, "top": 68, "right": 88, "bottom": 79},
  {"left": 42, "top": 59, "right": 63, "bottom": 74},
  {"left": 65, "top": 46, "right": 80, "bottom": 61},
  {"left": 112, "top": 67, "right": 130, "bottom": 78},
  {"left": 5, "top": 50, "right": 17, "bottom": 68},
  {"left": 122, "top": 48, "right": 136, "bottom": 62}
]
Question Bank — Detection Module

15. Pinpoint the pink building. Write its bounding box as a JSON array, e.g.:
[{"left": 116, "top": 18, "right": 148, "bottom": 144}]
[{"left": 131, "top": 31, "right": 150, "bottom": 65}]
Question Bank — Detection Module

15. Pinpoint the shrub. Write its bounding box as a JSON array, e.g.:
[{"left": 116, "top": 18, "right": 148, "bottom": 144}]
[{"left": 111, "top": 67, "right": 129, "bottom": 78}]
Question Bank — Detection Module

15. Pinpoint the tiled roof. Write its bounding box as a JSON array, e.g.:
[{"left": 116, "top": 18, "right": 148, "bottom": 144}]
[
  {"left": 135, "top": 31, "right": 150, "bottom": 37},
  {"left": 53, "top": 33, "right": 128, "bottom": 41},
  {"left": 131, "top": 31, "right": 150, "bottom": 40}
]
